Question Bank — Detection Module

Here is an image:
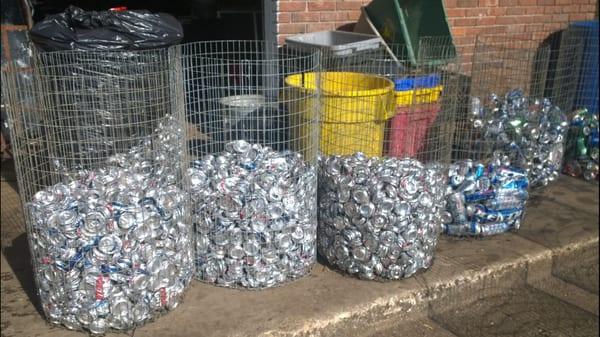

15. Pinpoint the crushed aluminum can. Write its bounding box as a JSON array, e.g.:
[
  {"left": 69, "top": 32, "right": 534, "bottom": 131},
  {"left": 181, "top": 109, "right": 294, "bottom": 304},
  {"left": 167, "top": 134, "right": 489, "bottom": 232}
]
[
  {"left": 25, "top": 115, "right": 193, "bottom": 334},
  {"left": 444, "top": 160, "right": 529, "bottom": 237},
  {"left": 470, "top": 89, "right": 569, "bottom": 188},
  {"left": 563, "top": 108, "right": 599, "bottom": 181},
  {"left": 317, "top": 153, "right": 447, "bottom": 280},
  {"left": 188, "top": 140, "right": 317, "bottom": 289}
]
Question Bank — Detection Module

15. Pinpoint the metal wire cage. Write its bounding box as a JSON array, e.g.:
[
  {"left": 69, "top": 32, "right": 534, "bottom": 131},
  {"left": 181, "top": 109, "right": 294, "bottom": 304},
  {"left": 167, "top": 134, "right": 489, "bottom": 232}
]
[
  {"left": 310, "top": 37, "right": 459, "bottom": 280},
  {"left": 1, "top": 47, "right": 193, "bottom": 334},
  {"left": 178, "top": 41, "right": 320, "bottom": 289},
  {"left": 563, "top": 22, "right": 599, "bottom": 181},
  {"left": 453, "top": 30, "right": 584, "bottom": 189}
]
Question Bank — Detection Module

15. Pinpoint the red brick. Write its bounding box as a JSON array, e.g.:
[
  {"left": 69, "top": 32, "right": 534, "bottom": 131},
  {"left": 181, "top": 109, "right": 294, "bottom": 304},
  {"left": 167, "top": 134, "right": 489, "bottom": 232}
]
[
  {"left": 445, "top": 0, "right": 458, "bottom": 6},
  {"left": 308, "top": 2, "right": 336, "bottom": 11},
  {"left": 278, "top": 23, "right": 306, "bottom": 34},
  {"left": 336, "top": 1, "right": 363, "bottom": 10},
  {"left": 489, "top": 7, "right": 507, "bottom": 15},
  {"left": 506, "top": 24, "right": 526, "bottom": 33},
  {"left": 562, "top": 5, "right": 580, "bottom": 13},
  {"left": 580, "top": 4, "right": 596, "bottom": 12},
  {"left": 506, "top": 7, "right": 522, "bottom": 15},
  {"left": 555, "top": 0, "right": 571, "bottom": 4},
  {"left": 544, "top": 6, "right": 562, "bottom": 13},
  {"left": 537, "top": 0, "right": 554, "bottom": 5},
  {"left": 479, "top": 25, "right": 507, "bottom": 34},
  {"left": 532, "top": 15, "right": 548, "bottom": 22},
  {"left": 278, "top": 35, "right": 287, "bottom": 45},
  {"left": 279, "top": 1, "right": 306, "bottom": 12},
  {"left": 453, "top": 17, "right": 479, "bottom": 26},
  {"left": 478, "top": 16, "right": 496, "bottom": 25},
  {"left": 319, "top": 12, "right": 337, "bottom": 21},
  {"left": 496, "top": 16, "right": 518, "bottom": 24},
  {"left": 450, "top": 27, "right": 470, "bottom": 36},
  {"left": 306, "top": 22, "right": 335, "bottom": 32},
  {"left": 292, "top": 12, "right": 320, "bottom": 22},
  {"left": 456, "top": 0, "right": 479, "bottom": 7},
  {"left": 479, "top": 0, "right": 498, "bottom": 6},
  {"left": 570, "top": 13, "right": 589, "bottom": 20},
  {"left": 446, "top": 8, "right": 467, "bottom": 17},
  {"left": 519, "top": 15, "right": 536, "bottom": 23},
  {"left": 518, "top": 0, "right": 537, "bottom": 5},
  {"left": 499, "top": 0, "right": 519, "bottom": 5},
  {"left": 465, "top": 8, "right": 490, "bottom": 16},
  {"left": 552, "top": 13, "right": 570, "bottom": 22},
  {"left": 525, "top": 6, "right": 544, "bottom": 14},
  {"left": 278, "top": 12, "right": 291, "bottom": 23},
  {"left": 345, "top": 10, "right": 361, "bottom": 21}
]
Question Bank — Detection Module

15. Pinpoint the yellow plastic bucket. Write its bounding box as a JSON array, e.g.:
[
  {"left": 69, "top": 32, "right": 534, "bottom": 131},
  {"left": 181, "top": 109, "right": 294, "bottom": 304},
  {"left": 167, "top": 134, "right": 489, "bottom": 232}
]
[{"left": 285, "top": 72, "right": 395, "bottom": 157}]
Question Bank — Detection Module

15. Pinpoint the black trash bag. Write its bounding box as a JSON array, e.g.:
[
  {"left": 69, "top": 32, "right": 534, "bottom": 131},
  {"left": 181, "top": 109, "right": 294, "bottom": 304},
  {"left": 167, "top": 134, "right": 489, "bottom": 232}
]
[
  {"left": 30, "top": 5, "right": 183, "bottom": 52},
  {"left": 28, "top": 6, "right": 183, "bottom": 171}
]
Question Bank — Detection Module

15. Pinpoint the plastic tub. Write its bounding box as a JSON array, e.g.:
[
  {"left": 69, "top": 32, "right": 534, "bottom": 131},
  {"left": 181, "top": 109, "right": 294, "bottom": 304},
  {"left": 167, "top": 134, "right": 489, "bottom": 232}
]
[
  {"left": 285, "top": 71, "right": 395, "bottom": 157},
  {"left": 388, "top": 74, "right": 443, "bottom": 157},
  {"left": 285, "top": 30, "right": 383, "bottom": 57}
]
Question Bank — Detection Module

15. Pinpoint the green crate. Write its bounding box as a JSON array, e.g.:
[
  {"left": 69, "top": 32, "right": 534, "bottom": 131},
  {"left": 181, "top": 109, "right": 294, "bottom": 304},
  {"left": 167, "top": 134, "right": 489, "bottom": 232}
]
[{"left": 365, "top": 0, "right": 456, "bottom": 65}]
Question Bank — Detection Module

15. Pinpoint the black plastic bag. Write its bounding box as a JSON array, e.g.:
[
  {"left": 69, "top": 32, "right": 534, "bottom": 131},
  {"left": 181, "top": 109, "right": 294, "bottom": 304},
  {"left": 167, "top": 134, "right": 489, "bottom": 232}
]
[{"left": 30, "top": 5, "right": 183, "bottom": 52}]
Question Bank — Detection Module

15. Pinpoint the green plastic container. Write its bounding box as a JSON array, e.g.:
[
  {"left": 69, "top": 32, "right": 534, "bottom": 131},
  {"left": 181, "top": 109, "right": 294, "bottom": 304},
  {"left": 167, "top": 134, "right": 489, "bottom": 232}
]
[{"left": 365, "top": 0, "right": 456, "bottom": 65}]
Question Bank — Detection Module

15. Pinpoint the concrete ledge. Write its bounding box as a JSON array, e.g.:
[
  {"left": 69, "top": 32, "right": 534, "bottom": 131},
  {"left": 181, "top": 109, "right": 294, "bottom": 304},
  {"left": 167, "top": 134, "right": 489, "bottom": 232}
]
[{"left": 1, "top": 176, "right": 598, "bottom": 337}]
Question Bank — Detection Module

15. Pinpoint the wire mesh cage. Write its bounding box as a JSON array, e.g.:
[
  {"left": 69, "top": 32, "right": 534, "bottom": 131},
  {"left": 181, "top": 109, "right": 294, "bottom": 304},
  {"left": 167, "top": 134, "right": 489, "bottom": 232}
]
[
  {"left": 1, "top": 47, "right": 193, "bottom": 334},
  {"left": 179, "top": 41, "right": 320, "bottom": 289},
  {"left": 563, "top": 21, "right": 599, "bottom": 182},
  {"left": 454, "top": 30, "right": 584, "bottom": 188},
  {"left": 290, "top": 37, "right": 459, "bottom": 280},
  {"left": 445, "top": 30, "right": 584, "bottom": 237}
]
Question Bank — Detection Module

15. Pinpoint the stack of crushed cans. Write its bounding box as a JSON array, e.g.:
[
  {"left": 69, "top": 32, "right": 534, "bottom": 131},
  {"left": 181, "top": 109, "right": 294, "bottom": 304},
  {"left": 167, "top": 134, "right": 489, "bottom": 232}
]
[
  {"left": 26, "top": 115, "right": 194, "bottom": 334},
  {"left": 470, "top": 89, "right": 569, "bottom": 188},
  {"left": 443, "top": 159, "right": 529, "bottom": 237},
  {"left": 317, "top": 153, "right": 446, "bottom": 280},
  {"left": 563, "top": 108, "right": 599, "bottom": 181},
  {"left": 187, "top": 140, "right": 317, "bottom": 289}
]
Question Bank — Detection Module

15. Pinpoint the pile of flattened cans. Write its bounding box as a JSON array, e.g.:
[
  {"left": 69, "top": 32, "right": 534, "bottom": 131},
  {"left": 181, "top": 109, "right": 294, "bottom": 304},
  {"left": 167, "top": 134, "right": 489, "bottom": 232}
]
[
  {"left": 21, "top": 89, "right": 586, "bottom": 335},
  {"left": 27, "top": 116, "right": 194, "bottom": 334}
]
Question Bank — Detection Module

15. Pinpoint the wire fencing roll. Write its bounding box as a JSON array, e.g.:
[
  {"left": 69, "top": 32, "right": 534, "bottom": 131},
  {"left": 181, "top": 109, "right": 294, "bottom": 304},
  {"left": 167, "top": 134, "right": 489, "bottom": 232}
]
[
  {"left": 179, "top": 41, "right": 320, "bottom": 289},
  {"left": 454, "top": 30, "right": 584, "bottom": 189},
  {"left": 1, "top": 47, "right": 193, "bottom": 334},
  {"left": 445, "top": 30, "right": 584, "bottom": 238},
  {"left": 286, "top": 37, "right": 460, "bottom": 280}
]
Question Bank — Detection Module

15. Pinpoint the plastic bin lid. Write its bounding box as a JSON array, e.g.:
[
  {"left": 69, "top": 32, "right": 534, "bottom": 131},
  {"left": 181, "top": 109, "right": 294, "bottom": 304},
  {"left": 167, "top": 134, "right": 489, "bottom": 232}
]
[{"left": 394, "top": 74, "right": 440, "bottom": 91}]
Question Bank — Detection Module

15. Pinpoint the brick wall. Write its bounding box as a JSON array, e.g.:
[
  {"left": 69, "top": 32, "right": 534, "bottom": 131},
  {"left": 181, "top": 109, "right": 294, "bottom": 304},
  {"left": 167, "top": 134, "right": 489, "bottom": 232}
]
[{"left": 277, "top": 0, "right": 598, "bottom": 71}]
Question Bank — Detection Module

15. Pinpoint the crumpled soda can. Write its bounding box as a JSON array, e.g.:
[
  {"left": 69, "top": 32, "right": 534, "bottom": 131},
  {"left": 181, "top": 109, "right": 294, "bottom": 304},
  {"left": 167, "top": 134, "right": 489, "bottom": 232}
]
[
  {"left": 26, "top": 115, "right": 193, "bottom": 335},
  {"left": 187, "top": 140, "right": 317, "bottom": 289},
  {"left": 470, "top": 89, "right": 569, "bottom": 188},
  {"left": 443, "top": 160, "right": 529, "bottom": 237},
  {"left": 563, "top": 108, "right": 599, "bottom": 181},
  {"left": 317, "top": 153, "right": 447, "bottom": 280}
]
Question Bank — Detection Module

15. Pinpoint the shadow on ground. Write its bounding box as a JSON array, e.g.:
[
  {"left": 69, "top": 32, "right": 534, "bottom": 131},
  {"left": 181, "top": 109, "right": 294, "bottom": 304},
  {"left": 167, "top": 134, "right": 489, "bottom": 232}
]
[{"left": 3, "top": 233, "right": 44, "bottom": 317}]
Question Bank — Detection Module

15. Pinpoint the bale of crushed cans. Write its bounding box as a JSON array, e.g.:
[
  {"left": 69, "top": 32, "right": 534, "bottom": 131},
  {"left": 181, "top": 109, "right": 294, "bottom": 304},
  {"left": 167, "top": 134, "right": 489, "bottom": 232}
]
[
  {"left": 25, "top": 116, "right": 194, "bottom": 334},
  {"left": 187, "top": 140, "right": 317, "bottom": 289},
  {"left": 563, "top": 108, "right": 599, "bottom": 181},
  {"left": 470, "top": 88, "right": 569, "bottom": 188},
  {"left": 443, "top": 159, "right": 529, "bottom": 237},
  {"left": 317, "top": 153, "right": 447, "bottom": 280}
]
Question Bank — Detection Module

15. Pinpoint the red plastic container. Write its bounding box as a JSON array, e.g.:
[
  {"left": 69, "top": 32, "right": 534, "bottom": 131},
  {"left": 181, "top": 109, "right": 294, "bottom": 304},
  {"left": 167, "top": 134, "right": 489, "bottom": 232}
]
[
  {"left": 387, "top": 74, "right": 443, "bottom": 158},
  {"left": 388, "top": 103, "right": 441, "bottom": 157}
]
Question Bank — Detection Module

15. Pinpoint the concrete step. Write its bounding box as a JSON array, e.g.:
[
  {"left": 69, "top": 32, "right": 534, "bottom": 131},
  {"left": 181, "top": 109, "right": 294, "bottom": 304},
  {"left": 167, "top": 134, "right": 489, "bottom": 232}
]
[{"left": 1, "top": 176, "right": 598, "bottom": 337}]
